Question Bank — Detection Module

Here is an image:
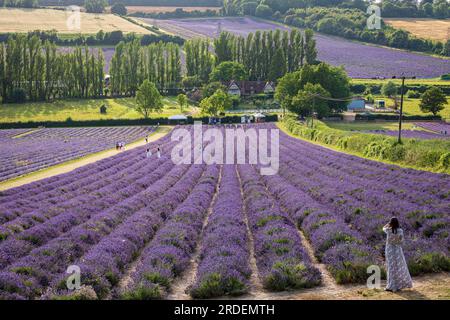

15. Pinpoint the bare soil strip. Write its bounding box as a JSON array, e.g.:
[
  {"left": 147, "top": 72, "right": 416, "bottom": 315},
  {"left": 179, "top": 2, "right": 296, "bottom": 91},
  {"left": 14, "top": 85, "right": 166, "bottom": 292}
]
[
  {"left": 297, "top": 230, "right": 338, "bottom": 290},
  {"left": 0, "top": 126, "right": 172, "bottom": 191},
  {"left": 166, "top": 165, "right": 223, "bottom": 300}
]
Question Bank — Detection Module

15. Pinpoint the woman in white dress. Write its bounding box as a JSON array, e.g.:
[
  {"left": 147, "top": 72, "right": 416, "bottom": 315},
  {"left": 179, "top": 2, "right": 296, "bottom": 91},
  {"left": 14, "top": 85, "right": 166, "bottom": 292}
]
[
  {"left": 157, "top": 146, "right": 161, "bottom": 159},
  {"left": 383, "top": 217, "right": 413, "bottom": 292}
]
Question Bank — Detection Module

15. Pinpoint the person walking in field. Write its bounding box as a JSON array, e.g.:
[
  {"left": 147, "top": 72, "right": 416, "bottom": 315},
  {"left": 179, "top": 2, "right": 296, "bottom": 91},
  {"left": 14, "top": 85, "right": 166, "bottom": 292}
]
[
  {"left": 146, "top": 148, "right": 152, "bottom": 158},
  {"left": 383, "top": 217, "right": 413, "bottom": 292},
  {"left": 157, "top": 146, "right": 161, "bottom": 159}
]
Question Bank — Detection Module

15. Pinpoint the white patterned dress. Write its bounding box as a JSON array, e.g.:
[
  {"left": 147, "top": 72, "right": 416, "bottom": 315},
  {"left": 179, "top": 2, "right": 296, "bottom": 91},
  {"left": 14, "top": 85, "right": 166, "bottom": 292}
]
[{"left": 383, "top": 227, "right": 413, "bottom": 291}]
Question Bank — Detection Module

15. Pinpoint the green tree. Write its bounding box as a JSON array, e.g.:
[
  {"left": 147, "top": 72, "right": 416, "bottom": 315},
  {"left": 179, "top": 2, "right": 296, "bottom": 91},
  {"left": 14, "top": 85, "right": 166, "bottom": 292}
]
[
  {"left": 268, "top": 48, "right": 287, "bottom": 81},
  {"left": 419, "top": 87, "right": 447, "bottom": 115},
  {"left": 135, "top": 80, "right": 163, "bottom": 119},
  {"left": 210, "top": 61, "right": 248, "bottom": 82},
  {"left": 255, "top": 4, "right": 273, "bottom": 18},
  {"left": 200, "top": 89, "right": 232, "bottom": 117},
  {"left": 111, "top": 3, "right": 127, "bottom": 16},
  {"left": 213, "top": 32, "right": 234, "bottom": 64},
  {"left": 177, "top": 93, "right": 188, "bottom": 113},
  {"left": 432, "top": 0, "right": 449, "bottom": 18},
  {"left": 275, "top": 62, "right": 351, "bottom": 113},
  {"left": 202, "top": 81, "right": 227, "bottom": 99},
  {"left": 304, "top": 29, "right": 317, "bottom": 65},
  {"left": 84, "top": 0, "right": 107, "bottom": 14},
  {"left": 381, "top": 81, "right": 398, "bottom": 108},
  {"left": 291, "top": 83, "right": 331, "bottom": 118},
  {"left": 274, "top": 71, "right": 301, "bottom": 114}
]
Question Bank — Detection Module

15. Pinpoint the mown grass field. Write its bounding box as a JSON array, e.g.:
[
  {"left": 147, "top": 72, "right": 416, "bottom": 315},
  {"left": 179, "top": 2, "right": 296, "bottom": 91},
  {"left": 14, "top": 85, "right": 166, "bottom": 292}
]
[
  {"left": 371, "top": 96, "right": 450, "bottom": 120},
  {"left": 384, "top": 18, "right": 450, "bottom": 42},
  {"left": 324, "top": 121, "right": 417, "bottom": 131},
  {"left": 0, "top": 8, "right": 151, "bottom": 34},
  {"left": 351, "top": 78, "right": 450, "bottom": 87},
  {"left": 0, "top": 97, "right": 195, "bottom": 123}
]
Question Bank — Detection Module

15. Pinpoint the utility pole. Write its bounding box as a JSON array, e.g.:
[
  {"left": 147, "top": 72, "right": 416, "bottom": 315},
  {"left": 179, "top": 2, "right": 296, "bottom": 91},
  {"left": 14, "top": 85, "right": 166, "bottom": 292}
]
[{"left": 392, "top": 75, "right": 415, "bottom": 144}]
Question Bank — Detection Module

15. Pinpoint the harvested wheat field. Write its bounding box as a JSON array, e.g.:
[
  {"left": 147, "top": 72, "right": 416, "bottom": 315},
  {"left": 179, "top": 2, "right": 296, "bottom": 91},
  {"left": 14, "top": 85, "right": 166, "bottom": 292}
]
[
  {"left": 0, "top": 8, "right": 151, "bottom": 34},
  {"left": 384, "top": 18, "right": 450, "bottom": 42}
]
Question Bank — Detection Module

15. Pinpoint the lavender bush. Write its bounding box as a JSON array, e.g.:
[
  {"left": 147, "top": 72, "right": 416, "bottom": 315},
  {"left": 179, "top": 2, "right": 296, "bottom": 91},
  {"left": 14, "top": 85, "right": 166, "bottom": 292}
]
[
  {"left": 189, "top": 165, "right": 251, "bottom": 299},
  {"left": 238, "top": 164, "right": 321, "bottom": 290}
]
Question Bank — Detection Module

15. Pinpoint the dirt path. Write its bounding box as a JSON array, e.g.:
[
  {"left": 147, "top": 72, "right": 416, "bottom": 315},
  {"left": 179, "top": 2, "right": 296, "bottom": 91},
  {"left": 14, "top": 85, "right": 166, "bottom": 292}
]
[
  {"left": 208, "top": 272, "right": 449, "bottom": 300},
  {"left": 297, "top": 229, "right": 338, "bottom": 290},
  {"left": 166, "top": 165, "right": 223, "bottom": 300},
  {"left": 0, "top": 126, "right": 172, "bottom": 191}
]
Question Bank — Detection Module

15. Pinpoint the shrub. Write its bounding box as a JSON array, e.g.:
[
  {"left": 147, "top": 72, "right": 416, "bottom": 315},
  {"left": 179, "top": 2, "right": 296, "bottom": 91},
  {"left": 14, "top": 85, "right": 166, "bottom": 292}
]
[
  {"left": 190, "top": 273, "right": 247, "bottom": 299},
  {"left": 406, "top": 90, "right": 421, "bottom": 98},
  {"left": 111, "top": 3, "right": 127, "bottom": 16},
  {"left": 263, "top": 261, "right": 321, "bottom": 291}
]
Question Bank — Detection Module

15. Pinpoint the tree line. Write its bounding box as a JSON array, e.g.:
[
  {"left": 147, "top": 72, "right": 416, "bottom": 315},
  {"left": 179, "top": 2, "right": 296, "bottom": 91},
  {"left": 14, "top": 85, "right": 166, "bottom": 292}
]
[
  {"left": 0, "top": 30, "right": 185, "bottom": 47},
  {"left": 0, "top": 29, "right": 318, "bottom": 103},
  {"left": 109, "top": 40, "right": 182, "bottom": 96},
  {"left": 0, "top": 35, "right": 104, "bottom": 103},
  {"left": 213, "top": 28, "right": 317, "bottom": 81}
]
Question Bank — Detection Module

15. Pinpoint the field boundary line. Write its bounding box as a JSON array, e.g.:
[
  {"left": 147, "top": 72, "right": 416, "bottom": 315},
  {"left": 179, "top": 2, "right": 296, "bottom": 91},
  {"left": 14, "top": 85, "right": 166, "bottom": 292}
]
[
  {"left": 167, "top": 165, "right": 223, "bottom": 300},
  {"left": 0, "top": 126, "right": 172, "bottom": 191}
]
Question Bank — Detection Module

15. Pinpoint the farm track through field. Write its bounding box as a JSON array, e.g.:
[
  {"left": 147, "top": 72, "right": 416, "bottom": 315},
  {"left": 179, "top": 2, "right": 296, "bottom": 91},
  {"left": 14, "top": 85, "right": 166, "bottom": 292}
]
[{"left": 167, "top": 165, "right": 223, "bottom": 300}]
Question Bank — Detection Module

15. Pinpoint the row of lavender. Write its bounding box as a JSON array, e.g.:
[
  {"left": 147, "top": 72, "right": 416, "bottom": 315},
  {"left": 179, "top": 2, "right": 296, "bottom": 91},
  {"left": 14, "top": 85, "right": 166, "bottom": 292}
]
[
  {"left": 0, "top": 131, "right": 178, "bottom": 299},
  {"left": 261, "top": 123, "right": 449, "bottom": 282},
  {"left": 0, "top": 126, "right": 153, "bottom": 182}
]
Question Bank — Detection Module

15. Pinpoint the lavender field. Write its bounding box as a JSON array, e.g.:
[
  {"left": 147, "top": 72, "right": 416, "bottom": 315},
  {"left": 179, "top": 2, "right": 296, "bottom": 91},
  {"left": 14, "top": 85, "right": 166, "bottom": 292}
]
[
  {"left": 148, "top": 17, "right": 450, "bottom": 78},
  {"left": 0, "top": 126, "right": 152, "bottom": 182},
  {"left": 415, "top": 122, "right": 450, "bottom": 135},
  {"left": 364, "top": 129, "right": 449, "bottom": 140},
  {"left": 0, "top": 124, "right": 448, "bottom": 300}
]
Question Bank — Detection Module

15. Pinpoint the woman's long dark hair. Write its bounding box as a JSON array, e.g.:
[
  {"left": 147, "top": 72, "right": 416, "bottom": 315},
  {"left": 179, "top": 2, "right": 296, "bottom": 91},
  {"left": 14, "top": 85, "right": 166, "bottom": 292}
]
[{"left": 389, "top": 217, "right": 400, "bottom": 234}]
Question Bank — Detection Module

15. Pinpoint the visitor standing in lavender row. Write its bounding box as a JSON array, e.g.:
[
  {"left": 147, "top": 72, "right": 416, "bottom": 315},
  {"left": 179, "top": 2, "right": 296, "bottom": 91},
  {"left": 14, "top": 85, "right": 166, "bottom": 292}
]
[
  {"left": 157, "top": 146, "right": 161, "bottom": 159},
  {"left": 383, "top": 217, "right": 413, "bottom": 292}
]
